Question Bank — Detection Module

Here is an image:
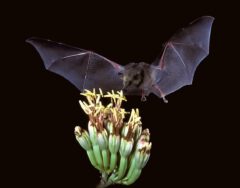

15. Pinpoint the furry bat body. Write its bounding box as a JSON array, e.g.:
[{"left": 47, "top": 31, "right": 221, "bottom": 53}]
[{"left": 27, "top": 16, "right": 214, "bottom": 102}]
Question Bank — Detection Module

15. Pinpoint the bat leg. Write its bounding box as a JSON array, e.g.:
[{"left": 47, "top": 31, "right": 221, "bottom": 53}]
[
  {"left": 141, "top": 89, "right": 147, "bottom": 102},
  {"left": 162, "top": 96, "right": 168, "bottom": 103},
  {"left": 153, "top": 85, "right": 168, "bottom": 103}
]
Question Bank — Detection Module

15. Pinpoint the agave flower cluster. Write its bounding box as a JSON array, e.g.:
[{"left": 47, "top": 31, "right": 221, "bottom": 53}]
[{"left": 75, "top": 89, "right": 152, "bottom": 187}]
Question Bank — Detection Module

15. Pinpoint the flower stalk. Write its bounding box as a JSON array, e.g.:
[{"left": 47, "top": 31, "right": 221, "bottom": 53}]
[{"left": 75, "top": 89, "right": 152, "bottom": 187}]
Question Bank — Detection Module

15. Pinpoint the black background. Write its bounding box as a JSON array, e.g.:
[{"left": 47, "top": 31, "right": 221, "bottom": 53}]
[{"left": 3, "top": 1, "right": 237, "bottom": 188}]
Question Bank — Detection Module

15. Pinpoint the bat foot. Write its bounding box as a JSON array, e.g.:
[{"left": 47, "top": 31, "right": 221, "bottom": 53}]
[
  {"left": 141, "top": 95, "right": 147, "bottom": 102},
  {"left": 162, "top": 96, "right": 168, "bottom": 103}
]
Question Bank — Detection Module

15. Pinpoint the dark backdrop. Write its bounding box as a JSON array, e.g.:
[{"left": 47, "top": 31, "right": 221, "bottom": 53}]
[{"left": 3, "top": 1, "right": 236, "bottom": 188}]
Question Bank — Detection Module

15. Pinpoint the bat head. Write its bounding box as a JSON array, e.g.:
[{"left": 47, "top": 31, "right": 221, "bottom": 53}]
[{"left": 122, "top": 62, "right": 148, "bottom": 93}]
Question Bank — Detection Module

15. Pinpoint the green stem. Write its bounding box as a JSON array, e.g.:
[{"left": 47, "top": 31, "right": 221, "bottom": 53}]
[
  {"left": 109, "top": 153, "right": 117, "bottom": 172},
  {"left": 122, "top": 168, "right": 142, "bottom": 185},
  {"left": 96, "top": 172, "right": 113, "bottom": 188},
  {"left": 86, "top": 150, "right": 100, "bottom": 170},
  {"left": 102, "top": 150, "right": 109, "bottom": 171},
  {"left": 93, "top": 145, "right": 103, "bottom": 169},
  {"left": 116, "top": 157, "right": 128, "bottom": 180},
  {"left": 122, "top": 157, "right": 136, "bottom": 181}
]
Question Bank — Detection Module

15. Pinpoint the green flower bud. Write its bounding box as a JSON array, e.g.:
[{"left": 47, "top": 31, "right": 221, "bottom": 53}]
[
  {"left": 109, "top": 134, "right": 120, "bottom": 154},
  {"left": 141, "top": 144, "right": 151, "bottom": 168},
  {"left": 74, "top": 126, "right": 92, "bottom": 151},
  {"left": 134, "top": 124, "right": 142, "bottom": 141},
  {"left": 88, "top": 121, "right": 97, "bottom": 144},
  {"left": 121, "top": 124, "right": 129, "bottom": 138},
  {"left": 134, "top": 141, "right": 152, "bottom": 169},
  {"left": 119, "top": 137, "right": 134, "bottom": 157},
  {"left": 140, "top": 128, "right": 150, "bottom": 142},
  {"left": 97, "top": 129, "right": 108, "bottom": 150},
  {"left": 106, "top": 122, "right": 114, "bottom": 134}
]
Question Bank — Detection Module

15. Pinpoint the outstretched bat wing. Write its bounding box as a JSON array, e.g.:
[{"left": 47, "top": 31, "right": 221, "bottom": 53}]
[
  {"left": 152, "top": 16, "right": 214, "bottom": 99},
  {"left": 27, "top": 38, "right": 123, "bottom": 92}
]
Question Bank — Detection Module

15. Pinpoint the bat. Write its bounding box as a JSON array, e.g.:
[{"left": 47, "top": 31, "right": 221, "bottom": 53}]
[{"left": 26, "top": 16, "right": 214, "bottom": 102}]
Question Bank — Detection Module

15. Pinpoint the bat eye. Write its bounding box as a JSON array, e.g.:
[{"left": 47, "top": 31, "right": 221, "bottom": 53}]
[
  {"left": 133, "top": 74, "right": 139, "bottom": 80},
  {"left": 118, "top": 72, "right": 123, "bottom": 76}
]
